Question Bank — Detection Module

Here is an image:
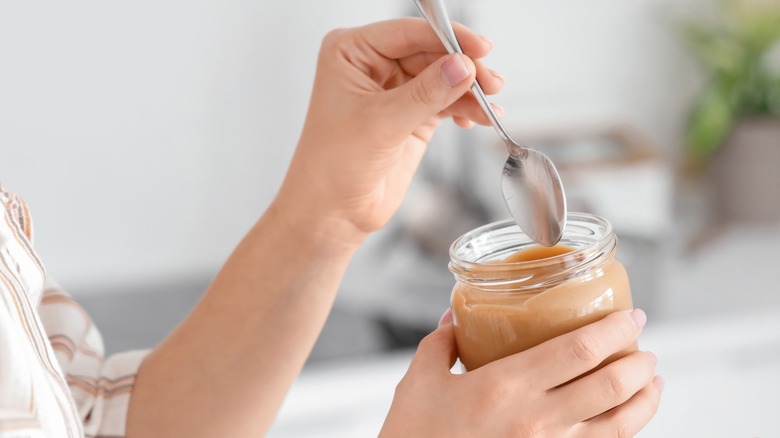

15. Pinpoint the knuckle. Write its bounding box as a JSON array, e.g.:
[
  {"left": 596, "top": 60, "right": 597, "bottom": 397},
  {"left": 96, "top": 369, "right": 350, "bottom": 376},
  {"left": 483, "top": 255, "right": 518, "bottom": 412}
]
[
  {"left": 570, "top": 333, "right": 599, "bottom": 364},
  {"left": 480, "top": 375, "right": 510, "bottom": 407},
  {"left": 605, "top": 370, "right": 631, "bottom": 400},
  {"left": 470, "top": 373, "right": 515, "bottom": 419},
  {"left": 613, "top": 418, "right": 632, "bottom": 438},
  {"left": 512, "top": 421, "right": 544, "bottom": 438},
  {"left": 602, "top": 385, "right": 660, "bottom": 438},
  {"left": 321, "top": 28, "right": 350, "bottom": 51},
  {"left": 410, "top": 79, "right": 437, "bottom": 106},
  {"left": 616, "top": 313, "right": 638, "bottom": 341}
]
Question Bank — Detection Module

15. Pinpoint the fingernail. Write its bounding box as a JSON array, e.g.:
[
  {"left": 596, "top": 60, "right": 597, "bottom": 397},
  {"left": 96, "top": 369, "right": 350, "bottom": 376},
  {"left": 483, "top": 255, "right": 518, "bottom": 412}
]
[
  {"left": 492, "top": 104, "right": 505, "bottom": 117},
  {"left": 489, "top": 69, "right": 505, "bottom": 82},
  {"left": 438, "top": 308, "right": 453, "bottom": 327},
  {"left": 653, "top": 375, "right": 665, "bottom": 393},
  {"left": 480, "top": 34, "right": 494, "bottom": 47},
  {"left": 630, "top": 309, "right": 647, "bottom": 328},
  {"left": 441, "top": 54, "right": 471, "bottom": 88}
]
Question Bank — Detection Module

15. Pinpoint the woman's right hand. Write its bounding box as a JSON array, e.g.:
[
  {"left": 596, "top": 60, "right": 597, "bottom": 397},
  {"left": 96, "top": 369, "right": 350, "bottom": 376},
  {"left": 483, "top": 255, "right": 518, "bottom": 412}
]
[{"left": 380, "top": 309, "right": 662, "bottom": 437}]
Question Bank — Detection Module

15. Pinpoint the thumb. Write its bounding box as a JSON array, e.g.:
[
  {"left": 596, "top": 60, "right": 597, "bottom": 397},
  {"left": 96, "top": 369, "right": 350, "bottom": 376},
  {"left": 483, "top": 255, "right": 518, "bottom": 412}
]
[
  {"left": 409, "top": 309, "right": 459, "bottom": 374},
  {"left": 383, "top": 53, "right": 476, "bottom": 132}
]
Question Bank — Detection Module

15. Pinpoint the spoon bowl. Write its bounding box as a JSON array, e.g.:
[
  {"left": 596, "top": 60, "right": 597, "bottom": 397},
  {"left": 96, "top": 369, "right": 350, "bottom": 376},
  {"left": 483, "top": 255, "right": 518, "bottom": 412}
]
[{"left": 414, "top": 0, "right": 567, "bottom": 246}]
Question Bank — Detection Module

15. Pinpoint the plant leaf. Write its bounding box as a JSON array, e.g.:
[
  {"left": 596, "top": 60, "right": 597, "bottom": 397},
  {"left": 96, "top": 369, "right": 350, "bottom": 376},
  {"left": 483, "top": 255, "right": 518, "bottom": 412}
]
[{"left": 686, "top": 85, "right": 735, "bottom": 159}]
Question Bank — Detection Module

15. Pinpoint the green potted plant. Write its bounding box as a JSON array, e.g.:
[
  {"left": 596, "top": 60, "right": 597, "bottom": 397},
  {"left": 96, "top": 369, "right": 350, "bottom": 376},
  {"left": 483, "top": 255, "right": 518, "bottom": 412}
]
[{"left": 683, "top": 0, "right": 780, "bottom": 223}]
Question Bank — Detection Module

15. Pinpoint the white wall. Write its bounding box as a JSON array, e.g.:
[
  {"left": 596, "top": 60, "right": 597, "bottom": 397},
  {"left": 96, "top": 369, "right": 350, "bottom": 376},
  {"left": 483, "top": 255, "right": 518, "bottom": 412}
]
[
  {"left": 0, "top": 1, "right": 404, "bottom": 292},
  {"left": 464, "top": 0, "right": 700, "bottom": 152},
  {"left": 0, "top": 0, "right": 700, "bottom": 295}
]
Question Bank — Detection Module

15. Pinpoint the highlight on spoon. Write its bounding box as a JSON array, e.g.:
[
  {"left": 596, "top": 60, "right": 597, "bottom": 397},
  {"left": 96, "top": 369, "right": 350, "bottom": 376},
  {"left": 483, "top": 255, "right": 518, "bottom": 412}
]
[{"left": 501, "top": 152, "right": 567, "bottom": 246}]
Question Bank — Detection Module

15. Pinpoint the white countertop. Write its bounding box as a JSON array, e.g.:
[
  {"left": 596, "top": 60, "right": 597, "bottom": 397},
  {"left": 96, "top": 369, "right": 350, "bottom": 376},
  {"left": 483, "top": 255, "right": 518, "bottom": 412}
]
[{"left": 269, "top": 308, "right": 780, "bottom": 437}]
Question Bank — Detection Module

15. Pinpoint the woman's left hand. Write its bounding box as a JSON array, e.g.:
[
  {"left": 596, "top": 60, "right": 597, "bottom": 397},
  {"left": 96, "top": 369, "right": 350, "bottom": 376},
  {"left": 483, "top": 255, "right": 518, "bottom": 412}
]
[{"left": 275, "top": 18, "right": 504, "bottom": 245}]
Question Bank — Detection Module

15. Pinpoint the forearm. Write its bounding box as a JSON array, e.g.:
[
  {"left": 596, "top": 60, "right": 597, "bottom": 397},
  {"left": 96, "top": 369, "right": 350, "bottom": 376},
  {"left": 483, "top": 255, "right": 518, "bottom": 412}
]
[
  {"left": 126, "top": 195, "right": 363, "bottom": 437},
  {"left": 124, "top": 17, "right": 498, "bottom": 436}
]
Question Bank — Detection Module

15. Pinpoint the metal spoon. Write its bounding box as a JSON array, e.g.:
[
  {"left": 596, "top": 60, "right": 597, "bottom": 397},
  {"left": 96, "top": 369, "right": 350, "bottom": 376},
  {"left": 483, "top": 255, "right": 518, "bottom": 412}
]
[{"left": 414, "top": 0, "right": 567, "bottom": 246}]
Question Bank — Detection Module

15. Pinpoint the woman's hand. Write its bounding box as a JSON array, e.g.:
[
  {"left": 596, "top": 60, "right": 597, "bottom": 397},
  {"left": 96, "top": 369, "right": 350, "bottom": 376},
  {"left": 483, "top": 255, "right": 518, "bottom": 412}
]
[
  {"left": 129, "top": 20, "right": 504, "bottom": 438},
  {"left": 381, "top": 309, "right": 663, "bottom": 437},
  {"left": 275, "top": 18, "right": 505, "bottom": 245}
]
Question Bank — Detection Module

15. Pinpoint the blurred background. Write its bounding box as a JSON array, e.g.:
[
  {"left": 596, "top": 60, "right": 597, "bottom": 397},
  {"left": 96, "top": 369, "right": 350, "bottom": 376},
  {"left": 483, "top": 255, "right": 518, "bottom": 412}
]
[{"left": 1, "top": 0, "right": 779, "bottom": 436}]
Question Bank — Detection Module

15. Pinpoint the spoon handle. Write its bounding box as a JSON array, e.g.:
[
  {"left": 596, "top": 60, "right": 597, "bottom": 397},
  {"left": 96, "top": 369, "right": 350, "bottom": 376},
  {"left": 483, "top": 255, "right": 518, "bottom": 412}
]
[{"left": 414, "top": 0, "right": 515, "bottom": 148}]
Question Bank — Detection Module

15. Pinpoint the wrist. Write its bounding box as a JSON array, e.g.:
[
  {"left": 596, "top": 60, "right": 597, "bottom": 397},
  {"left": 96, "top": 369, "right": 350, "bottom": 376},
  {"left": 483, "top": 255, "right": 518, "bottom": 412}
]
[{"left": 268, "top": 184, "right": 368, "bottom": 256}]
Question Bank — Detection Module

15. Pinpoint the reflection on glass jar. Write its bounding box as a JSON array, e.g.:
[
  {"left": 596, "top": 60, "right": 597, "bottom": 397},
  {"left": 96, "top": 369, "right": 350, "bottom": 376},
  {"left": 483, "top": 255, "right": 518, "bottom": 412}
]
[{"left": 449, "top": 213, "right": 635, "bottom": 371}]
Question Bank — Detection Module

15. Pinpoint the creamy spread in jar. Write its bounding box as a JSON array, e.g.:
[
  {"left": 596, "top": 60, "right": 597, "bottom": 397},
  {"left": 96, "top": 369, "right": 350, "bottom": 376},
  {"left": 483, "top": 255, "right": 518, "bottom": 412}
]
[{"left": 449, "top": 213, "right": 635, "bottom": 371}]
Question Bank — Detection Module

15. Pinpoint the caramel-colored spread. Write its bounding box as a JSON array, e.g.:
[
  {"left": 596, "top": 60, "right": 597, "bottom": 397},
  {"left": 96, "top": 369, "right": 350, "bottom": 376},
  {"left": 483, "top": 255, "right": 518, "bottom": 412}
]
[
  {"left": 452, "top": 245, "right": 634, "bottom": 371},
  {"left": 501, "top": 244, "right": 576, "bottom": 262}
]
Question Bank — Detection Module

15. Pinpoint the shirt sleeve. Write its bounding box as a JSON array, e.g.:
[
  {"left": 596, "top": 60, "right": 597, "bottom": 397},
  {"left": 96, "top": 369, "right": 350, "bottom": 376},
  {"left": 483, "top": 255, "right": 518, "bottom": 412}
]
[
  {"left": 38, "top": 283, "right": 150, "bottom": 438},
  {"left": 2, "top": 185, "right": 149, "bottom": 437},
  {"left": 0, "top": 299, "right": 50, "bottom": 438},
  {"left": 1, "top": 187, "right": 85, "bottom": 437}
]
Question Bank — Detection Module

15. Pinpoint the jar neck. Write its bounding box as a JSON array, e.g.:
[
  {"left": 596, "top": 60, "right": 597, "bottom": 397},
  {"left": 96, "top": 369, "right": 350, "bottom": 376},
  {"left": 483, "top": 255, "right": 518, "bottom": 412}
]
[{"left": 449, "top": 214, "right": 617, "bottom": 292}]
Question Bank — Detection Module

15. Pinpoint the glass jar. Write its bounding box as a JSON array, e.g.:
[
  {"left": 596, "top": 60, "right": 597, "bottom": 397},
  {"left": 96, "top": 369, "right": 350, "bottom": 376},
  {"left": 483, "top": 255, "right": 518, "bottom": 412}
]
[{"left": 449, "top": 212, "right": 634, "bottom": 371}]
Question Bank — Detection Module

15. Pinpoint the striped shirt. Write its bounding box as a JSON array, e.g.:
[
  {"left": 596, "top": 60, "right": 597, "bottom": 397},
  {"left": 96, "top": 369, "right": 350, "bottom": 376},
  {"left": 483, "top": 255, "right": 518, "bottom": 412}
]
[{"left": 0, "top": 184, "right": 148, "bottom": 438}]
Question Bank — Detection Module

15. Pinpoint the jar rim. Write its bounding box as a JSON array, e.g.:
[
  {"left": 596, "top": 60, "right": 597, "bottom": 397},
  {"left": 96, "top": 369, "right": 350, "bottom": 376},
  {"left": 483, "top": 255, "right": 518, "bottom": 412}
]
[{"left": 448, "top": 212, "right": 616, "bottom": 287}]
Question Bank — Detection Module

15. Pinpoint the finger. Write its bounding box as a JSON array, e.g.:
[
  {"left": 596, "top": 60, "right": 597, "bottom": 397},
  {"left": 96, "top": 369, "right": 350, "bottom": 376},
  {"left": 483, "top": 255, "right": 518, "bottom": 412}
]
[
  {"left": 578, "top": 376, "right": 664, "bottom": 437},
  {"left": 550, "top": 351, "right": 657, "bottom": 423},
  {"left": 445, "top": 98, "right": 504, "bottom": 126},
  {"left": 452, "top": 115, "right": 475, "bottom": 129},
  {"left": 474, "top": 59, "right": 506, "bottom": 94},
  {"left": 357, "top": 18, "right": 493, "bottom": 60},
  {"left": 374, "top": 53, "right": 476, "bottom": 137},
  {"left": 399, "top": 54, "right": 504, "bottom": 95},
  {"left": 409, "top": 321, "right": 459, "bottom": 376},
  {"left": 494, "top": 309, "right": 647, "bottom": 390},
  {"left": 438, "top": 308, "right": 453, "bottom": 327}
]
